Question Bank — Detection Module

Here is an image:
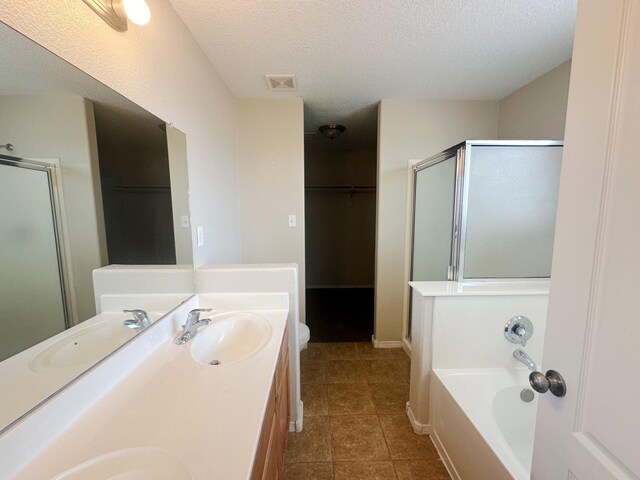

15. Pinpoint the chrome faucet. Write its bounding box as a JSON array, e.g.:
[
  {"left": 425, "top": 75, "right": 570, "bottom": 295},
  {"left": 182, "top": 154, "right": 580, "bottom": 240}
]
[
  {"left": 176, "top": 308, "right": 212, "bottom": 345},
  {"left": 513, "top": 349, "right": 537, "bottom": 371},
  {"left": 504, "top": 316, "right": 534, "bottom": 347},
  {"left": 122, "top": 309, "right": 151, "bottom": 333}
]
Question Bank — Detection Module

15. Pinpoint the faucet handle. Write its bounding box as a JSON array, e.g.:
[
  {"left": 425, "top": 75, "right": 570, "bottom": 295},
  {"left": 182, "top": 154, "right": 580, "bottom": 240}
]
[
  {"left": 504, "top": 316, "right": 534, "bottom": 347},
  {"left": 186, "top": 308, "right": 212, "bottom": 324},
  {"left": 124, "top": 309, "right": 148, "bottom": 320}
]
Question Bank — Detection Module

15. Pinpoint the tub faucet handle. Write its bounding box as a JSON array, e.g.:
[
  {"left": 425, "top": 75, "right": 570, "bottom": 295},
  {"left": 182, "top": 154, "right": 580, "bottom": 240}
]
[{"left": 504, "top": 316, "right": 534, "bottom": 347}]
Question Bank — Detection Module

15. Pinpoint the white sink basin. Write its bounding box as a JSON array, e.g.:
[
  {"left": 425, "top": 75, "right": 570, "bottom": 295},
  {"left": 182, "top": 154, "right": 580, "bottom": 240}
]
[
  {"left": 28, "top": 314, "right": 157, "bottom": 374},
  {"left": 51, "top": 448, "right": 191, "bottom": 480},
  {"left": 191, "top": 312, "right": 272, "bottom": 365}
]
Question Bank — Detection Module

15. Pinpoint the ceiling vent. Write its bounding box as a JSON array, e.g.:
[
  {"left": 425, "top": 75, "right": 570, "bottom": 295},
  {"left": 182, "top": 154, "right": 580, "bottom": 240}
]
[{"left": 265, "top": 75, "right": 297, "bottom": 91}]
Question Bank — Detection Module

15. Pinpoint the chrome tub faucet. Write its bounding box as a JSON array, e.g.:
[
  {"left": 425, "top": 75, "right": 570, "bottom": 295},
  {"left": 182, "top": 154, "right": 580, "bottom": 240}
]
[{"left": 513, "top": 349, "right": 537, "bottom": 371}]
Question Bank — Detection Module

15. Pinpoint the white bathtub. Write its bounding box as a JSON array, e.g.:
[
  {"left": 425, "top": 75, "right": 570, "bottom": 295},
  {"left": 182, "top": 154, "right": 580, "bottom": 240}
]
[{"left": 430, "top": 368, "right": 538, "bottom": 480}]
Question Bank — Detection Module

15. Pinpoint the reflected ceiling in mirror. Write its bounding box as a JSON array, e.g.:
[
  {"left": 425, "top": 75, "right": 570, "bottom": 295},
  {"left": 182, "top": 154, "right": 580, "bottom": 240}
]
[{"left": 0, "top": 22, "right": 195, "bottom": 433}]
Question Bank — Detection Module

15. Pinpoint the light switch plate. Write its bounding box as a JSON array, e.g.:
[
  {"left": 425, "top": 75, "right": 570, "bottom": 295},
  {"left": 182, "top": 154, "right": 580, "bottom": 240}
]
[{"left": 288, "top": 214, "right": 296, "bottom": 227}]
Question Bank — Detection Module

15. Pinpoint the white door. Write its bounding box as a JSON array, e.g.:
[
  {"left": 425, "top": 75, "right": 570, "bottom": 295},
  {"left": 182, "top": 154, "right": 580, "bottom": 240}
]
[{"left": 532, "top": 1, "right": 640, "bottom": 479}]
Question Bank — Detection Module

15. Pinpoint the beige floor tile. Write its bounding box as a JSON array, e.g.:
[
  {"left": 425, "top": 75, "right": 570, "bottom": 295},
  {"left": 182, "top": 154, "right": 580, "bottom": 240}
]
[
  {"left": 317, "top": 342, "right": 359, "bottom": 360},
  {"left": 389, "top": 348, "right": 410, "bottom": 360},
  {"left": 302, "top": 383, "right": 329, "bottom": 416},
  {"left": 325, "top": 360, "right": 367, "bottom": 384},
  {"left": 334, "top": 461, "right": 398, "bottom": 480},
  {"left": 327, "top": 383, "right": 376, "bottom": 415},
  {"left": 368, "top": 383, "right": 410, "bottom": 414},
  {"left": 362, "top": 359, "right": 410, "bottom": 384},
  {"left": 394, "top": 460, "right": 450, "bottom": 479},
  {"left": 355, "top": 342, "right": 394, "bottom": 360},
  {"left": 300, "top": 360, "right": 327, "bottom": 384},
  {"left": 330, "top": 415, "right": 390, "bottom": 461},
  {"left": 285, "top": 416, "right": 332, "bottom": 463},
  {"left": 379, "top": 415, "right": 435, "bottom": 460},
  {"left": 302, "top": 343, "right": 327, "bottom": 362},
  {"left": 284, "top": 462, "right": 334, "bottom": 480}
]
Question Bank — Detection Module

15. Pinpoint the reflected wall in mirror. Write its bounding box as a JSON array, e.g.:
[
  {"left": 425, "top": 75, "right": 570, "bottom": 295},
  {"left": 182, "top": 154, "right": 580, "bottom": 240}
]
[{"left": 0, "top": 22, "right": 195, "bottom": 433}]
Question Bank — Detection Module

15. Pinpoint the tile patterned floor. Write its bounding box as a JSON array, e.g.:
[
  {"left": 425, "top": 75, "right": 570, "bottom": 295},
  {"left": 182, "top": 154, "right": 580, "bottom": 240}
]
[{"left": 285, "top": 342, "right": 450, "bottom": 479}]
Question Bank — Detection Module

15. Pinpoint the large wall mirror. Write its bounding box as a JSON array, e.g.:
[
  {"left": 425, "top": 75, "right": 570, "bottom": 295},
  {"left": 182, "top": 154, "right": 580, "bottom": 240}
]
[{"left": 0, "top": 23, "right": 195, "bottom": 433}]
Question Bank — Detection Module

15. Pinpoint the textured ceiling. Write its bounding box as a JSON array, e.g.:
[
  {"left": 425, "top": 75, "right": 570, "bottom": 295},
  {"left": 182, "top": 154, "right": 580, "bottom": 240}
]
[
  {"left": 169, "top": 0, "right": 577, "bottom": 148},
  {"left": 0, "top": 23, "right": 157, "bottom": 124}
]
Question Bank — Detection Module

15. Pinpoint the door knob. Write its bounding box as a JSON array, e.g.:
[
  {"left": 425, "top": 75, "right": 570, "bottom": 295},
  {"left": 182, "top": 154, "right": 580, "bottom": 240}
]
[{"left": 529, "top": 370, "right": 566, "bottom": 397}]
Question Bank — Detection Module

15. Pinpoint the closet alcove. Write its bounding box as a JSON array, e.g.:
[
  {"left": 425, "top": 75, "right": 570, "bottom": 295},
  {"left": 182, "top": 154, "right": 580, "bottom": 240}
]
[{"left": 304, "top": 133, "right": 376, "bottom": 342}]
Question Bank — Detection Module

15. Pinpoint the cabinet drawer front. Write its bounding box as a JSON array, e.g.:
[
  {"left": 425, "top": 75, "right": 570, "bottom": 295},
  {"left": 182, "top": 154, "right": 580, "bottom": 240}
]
[
  {"left": 275, "top": 325, "right": 289, "bottom": 396},
  {"left": 276, "top": 363, "right": 290, "bottom": 473},
  {"left": 261, "top": 414, "right": 279, "bottom": 480},
  {"left": 250, "top": 381, "right": 276, "bottom": 480}
]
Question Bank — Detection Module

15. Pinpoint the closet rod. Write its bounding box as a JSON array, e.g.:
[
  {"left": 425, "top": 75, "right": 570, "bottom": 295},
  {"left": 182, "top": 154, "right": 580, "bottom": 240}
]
[{"left": 112, "top": 185, "right": 171, "bottom": 192}]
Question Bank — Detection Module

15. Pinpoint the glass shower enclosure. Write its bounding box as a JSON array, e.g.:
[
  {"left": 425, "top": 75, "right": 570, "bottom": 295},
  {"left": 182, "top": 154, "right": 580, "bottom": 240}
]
[
  {"left": 0, "top": 154, "right": 68, "bottom": 361},
  {"left": 407, "top": 141, "right": 563, "bottom": 337}
]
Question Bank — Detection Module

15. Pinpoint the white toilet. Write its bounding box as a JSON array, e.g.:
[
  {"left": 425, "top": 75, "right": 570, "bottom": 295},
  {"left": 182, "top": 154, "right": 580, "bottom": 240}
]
[{"left": 298, "top": 323, "right": 310, "bottom": 351}]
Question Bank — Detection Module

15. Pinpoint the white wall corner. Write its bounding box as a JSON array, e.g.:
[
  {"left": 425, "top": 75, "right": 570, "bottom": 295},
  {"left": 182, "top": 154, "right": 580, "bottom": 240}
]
[
  {"left": 406, "top": 401, "right": 430, "bottom": 435},
  {"left": 291, "top": 400, "right": 304, "bottom": 432}
]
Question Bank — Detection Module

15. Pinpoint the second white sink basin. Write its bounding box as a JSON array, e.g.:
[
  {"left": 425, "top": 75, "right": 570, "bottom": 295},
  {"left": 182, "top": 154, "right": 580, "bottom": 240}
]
[
  {"left": 190, "top": 312, "right": 272, "bottom": 366},
  {"left": 29, "top": 313, "right": 159, "bottom": 374}
]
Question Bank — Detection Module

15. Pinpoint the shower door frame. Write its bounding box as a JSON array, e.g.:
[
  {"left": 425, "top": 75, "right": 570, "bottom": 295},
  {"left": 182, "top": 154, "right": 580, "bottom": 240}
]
[
  {"left": 405, "top": 140, "right": 563, "bottom": 343},
  {"left": 408, "top": 143, "right": 464, "bottom": 285},
  {"left": 456, "top": 140, "right": 564, "bottom": 283},
  {"left": 0, "top": 153, "right": 71, "bottom": 329},
  {"left": 405, "top": 143, "right": 464, "bottom": 342}
]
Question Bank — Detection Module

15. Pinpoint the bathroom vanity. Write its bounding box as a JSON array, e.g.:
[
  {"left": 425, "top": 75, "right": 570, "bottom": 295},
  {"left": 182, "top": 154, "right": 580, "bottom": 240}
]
[
  {"left": 0, "top": 264, "right": 302, "bottom": 480},
  {"left": 251, "top": 324, "right": 290, "bottom": 480}
]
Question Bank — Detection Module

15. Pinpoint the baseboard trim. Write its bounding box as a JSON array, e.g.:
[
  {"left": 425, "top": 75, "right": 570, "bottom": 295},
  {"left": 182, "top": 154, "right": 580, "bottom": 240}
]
[
  {"left": 371, "top": 336, "right": 405, "bottom": 349},
  {"left": 406, "top": 402, "right": 430, "bottom": 435},
  {"left": 401, "top": 337, "right": 411, "bottom": 357},
  {"left": 429, "top": 424, "right": 460, "bottom": 480}
]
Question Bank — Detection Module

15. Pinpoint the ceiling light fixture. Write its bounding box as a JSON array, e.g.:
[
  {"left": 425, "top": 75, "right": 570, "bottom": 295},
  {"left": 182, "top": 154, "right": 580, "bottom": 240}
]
[
  {"left": 318, "top": 124, "right": 346, "bottom": 140},
  {"left": 82, "top": 0, "right": 151, "bottom": 32}
]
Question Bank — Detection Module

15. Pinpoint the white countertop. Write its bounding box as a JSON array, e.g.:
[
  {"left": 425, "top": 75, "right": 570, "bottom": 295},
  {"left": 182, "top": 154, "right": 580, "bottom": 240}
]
[
  {"left": 8, "top": 295, "right": 289, "bottom": 480},
  {"left": 409, "top": 280, "right": 550, "bottom": 297}
]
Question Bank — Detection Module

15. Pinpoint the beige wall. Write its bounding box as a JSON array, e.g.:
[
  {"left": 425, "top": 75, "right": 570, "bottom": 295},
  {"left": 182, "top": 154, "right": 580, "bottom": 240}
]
[
  {"left": 0, "top": 0, "right": 242, "bottom": 267},
  {"left": 0, "top": 95, "right": 105, "bottom": 323},
  {"left": 498, "top": 61, "right": 572, "bottom": 140},
  {"left": 235, "top": 98, "right": 306, "bottom": 322},
  {"left": 375, "top": 99, "right": 499, "bottom": 342}
]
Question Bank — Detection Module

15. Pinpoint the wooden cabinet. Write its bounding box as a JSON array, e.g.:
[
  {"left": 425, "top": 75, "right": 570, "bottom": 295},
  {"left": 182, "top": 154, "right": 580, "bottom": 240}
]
[{"left": 251, "top": 326, "right": 290, "bottom": 480}]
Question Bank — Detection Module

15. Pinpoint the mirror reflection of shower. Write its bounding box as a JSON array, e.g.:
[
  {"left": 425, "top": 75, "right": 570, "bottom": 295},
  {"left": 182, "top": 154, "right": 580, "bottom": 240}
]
[{"left": 0, "top": 155, "right": 68, "bottom": 361}]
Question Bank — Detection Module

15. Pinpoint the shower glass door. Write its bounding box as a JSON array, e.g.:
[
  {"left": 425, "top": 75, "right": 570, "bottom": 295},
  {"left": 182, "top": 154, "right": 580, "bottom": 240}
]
[
  {"left": 411, "top": 155, "right": 457, "bottom": 282},
  {"left": 0, "top": 156, "right": 67, "bottom": 361},
  {"left": 408, "top": 152, "right": 458, "bottom": 339}
]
